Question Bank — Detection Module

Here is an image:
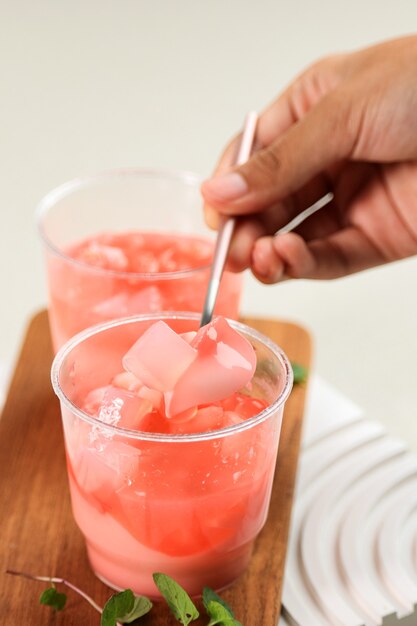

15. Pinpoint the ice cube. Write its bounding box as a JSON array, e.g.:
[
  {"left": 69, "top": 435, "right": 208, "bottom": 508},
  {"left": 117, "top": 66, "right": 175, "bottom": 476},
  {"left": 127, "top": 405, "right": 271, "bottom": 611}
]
[
  {"left": 220, "top": 393, "right": 268, "bottom": 420},
  {"left": 220, "top": 411, "right": 251, "bottom": 459},
  {"left": 132, "top": 251, "right": 160, "bottom": 273},
  {"left": 93, "top": 293, "right": 131, "bottom": 317},
  {"left": 82, "top": 386, "right": 112, "bottom": 416},
  {"left": 71, "top": 440, "right": 141, "bottom": 499},
  {"left": 93, "top": 286, "right": 163, "bottom": 318},
  {"left": 128, "top": 233, "right": 145, "bottom": 248},
  {"left": 123, "top": 321, "right": 197, "bottom": 392},
  {"left": 159, "top": 247, "right": 177, "bottom": 272},
  {"left": 195, "top": 488, "right": 249, "bottom": 550},
  {"left": 131, "top": 286, "right": 163, "bottom": 313},
  {"left": 222, "top": 410, "right": 244, "bottom": 427},
  {"left": 78, "top": 242, "right": 129, "bottom": 271},
  {"left": 98, "top": 386, "right": 152, "bottom": 430}
]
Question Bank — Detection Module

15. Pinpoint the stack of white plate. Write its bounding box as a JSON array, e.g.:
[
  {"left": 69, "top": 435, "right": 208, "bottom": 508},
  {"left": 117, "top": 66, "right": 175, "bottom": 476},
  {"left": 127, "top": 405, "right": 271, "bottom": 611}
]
[{"left": 280, "top": 378, "right": 417, "bottom": 626}]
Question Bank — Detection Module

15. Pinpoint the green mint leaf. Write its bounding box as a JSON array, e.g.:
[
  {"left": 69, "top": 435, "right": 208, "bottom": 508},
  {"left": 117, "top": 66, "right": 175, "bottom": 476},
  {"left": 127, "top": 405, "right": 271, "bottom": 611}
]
[
  {"left": 202, "top": 587, "right": 234, "bottom": 617},
  {"left": 39, "top": 587, "right": 67, "bottom": 611},
  {"left": 206, "top": 600, "right": 242, "bottom": 626},
  {"left": 291, "top": 362, "right": 308, "bottom": 384},
  {"left": 153, "top": 573, "right": 199, "bottom": 625},
  {"left": 101, "top": 589, "right": 134, "bottom": 626},
  {"left": 119, "top": 594, "right": 153, "bottom": 622}
]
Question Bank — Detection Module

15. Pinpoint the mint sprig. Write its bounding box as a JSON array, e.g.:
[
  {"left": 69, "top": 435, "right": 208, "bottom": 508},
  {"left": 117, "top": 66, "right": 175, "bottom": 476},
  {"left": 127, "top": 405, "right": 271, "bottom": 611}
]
[
  {"left": 120, "top": 594, "right": 152, "bottom": 622},
  {"left": 101, "top": 589, "right": 152, "bottom": 626},
  {"left": 6, "top": 569, "right": 103, "bottom": 613},
  {"left": 8, "top": 568, "right": 242, "bottom": 625},
  {"left": 153, "top": 572, "right": 199, "bottom": 625},
  {"left": 206, "top": 600, "right": 243, "bottom": 626},
  {"left": 291, "top": 361, "right": 308, "bottom": 384},
  {"left": 202, "top": 587, "right": 234, "bottom": 616},
  {"left": 39, "top": 587, "right": 67, "bottom": 611}
]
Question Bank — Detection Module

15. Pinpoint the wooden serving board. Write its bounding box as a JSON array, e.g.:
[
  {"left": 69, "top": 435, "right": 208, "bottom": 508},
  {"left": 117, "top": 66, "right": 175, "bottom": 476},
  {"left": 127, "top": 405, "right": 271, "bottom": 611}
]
[{"left": 0, "top": 311, "right": 311, "bottom": 626}]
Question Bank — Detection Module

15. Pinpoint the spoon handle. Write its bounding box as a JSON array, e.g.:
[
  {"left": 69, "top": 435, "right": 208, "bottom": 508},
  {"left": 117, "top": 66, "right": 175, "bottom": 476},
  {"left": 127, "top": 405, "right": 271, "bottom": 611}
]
[{"left": 200, "top": 111, "right": 258, "bottom": 327}]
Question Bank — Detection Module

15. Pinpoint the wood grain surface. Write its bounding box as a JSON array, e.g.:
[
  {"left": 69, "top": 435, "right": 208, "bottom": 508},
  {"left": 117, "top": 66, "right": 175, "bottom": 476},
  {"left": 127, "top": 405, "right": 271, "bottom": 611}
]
[{"left": 0, "top": 310, "right": 312, "bottom": 626}]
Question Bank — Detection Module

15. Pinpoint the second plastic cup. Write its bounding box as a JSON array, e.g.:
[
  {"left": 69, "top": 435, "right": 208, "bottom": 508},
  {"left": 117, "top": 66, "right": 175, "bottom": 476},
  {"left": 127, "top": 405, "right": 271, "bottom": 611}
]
[
  {"left": 37, "top": 169, "right": 243, "bottom": 350},
  {"left": 52, "top": 313, "right": 293, "bottom": 597}
]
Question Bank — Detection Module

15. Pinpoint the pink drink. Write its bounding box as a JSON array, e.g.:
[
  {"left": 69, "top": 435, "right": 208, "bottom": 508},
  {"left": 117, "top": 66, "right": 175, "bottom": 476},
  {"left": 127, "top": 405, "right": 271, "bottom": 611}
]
[
  {"left": 38, "top": 170, "right": 242, "bottom": 351},
  {"left": 48, "top": 231, "right": 241, "bottom": 349},
  {"left": 52, "top": 314, "right": 293, "bottom": 597}
]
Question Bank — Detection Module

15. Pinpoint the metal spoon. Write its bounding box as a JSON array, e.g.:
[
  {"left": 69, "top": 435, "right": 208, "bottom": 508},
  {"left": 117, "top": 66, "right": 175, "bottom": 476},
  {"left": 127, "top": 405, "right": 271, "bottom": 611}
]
[{"left": 200, "top": 111, "right": 258, "bottom": 326}]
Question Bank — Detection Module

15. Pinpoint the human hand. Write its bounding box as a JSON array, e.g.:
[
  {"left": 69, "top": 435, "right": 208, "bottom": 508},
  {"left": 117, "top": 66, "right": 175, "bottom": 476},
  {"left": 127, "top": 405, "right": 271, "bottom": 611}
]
[{"left": 201, "top": 36, "right": 417, "bottom": 282}]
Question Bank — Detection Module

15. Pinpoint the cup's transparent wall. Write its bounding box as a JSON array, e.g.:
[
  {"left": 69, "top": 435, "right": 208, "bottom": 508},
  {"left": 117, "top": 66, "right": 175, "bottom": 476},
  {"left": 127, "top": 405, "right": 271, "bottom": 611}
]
[
  {"left": 56, "top": 317, "right": 289, "bottom": 597},
  {"left": 39, "top": 170, "right": 243, "bottom": 350}
]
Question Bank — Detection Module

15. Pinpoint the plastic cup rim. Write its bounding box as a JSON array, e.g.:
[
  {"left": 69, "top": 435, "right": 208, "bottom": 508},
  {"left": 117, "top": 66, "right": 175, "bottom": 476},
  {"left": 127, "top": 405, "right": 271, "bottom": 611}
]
[
  {"left": 51, "top": 312, "right": 294, "bottom": 443},
  {"left": 35, "top": 167, "right": 214, "bottom": 280}
]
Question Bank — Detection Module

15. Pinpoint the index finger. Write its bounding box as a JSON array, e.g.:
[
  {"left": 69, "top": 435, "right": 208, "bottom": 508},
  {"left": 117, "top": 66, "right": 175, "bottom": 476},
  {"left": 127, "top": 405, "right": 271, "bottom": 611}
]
[
  {"left": 204, "top": 88, "right": 299, "bottom": 229},
  {"left": 213, "top": 95, "right": 297, "bottom": 177},
  {"left": 212, "top": 53, "right": 344, "bottom": 177}
]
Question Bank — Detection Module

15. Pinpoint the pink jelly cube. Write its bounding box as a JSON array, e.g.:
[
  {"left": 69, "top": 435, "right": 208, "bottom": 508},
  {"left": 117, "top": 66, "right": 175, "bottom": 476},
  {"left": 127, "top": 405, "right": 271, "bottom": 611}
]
[
  {"left": 165, "top": 317, "right": 256, "bottom": 417},
  {"left": 112, "top": 370, "right": 163, "bottom": 410},
  {"left": 112, "top": 371, "right": 143, "bottom": 392},
  {"left": 137, "top": 385, "right": 164, "bottom": 411},
  {"left": 122, "top": 321, "right": 197, "bottom": 392},
  {"left": 169, "top": 405, "right": 224, "bottom": 434},
  {"left": 180, "top": 331, "right": 197, "bottom": 344}
]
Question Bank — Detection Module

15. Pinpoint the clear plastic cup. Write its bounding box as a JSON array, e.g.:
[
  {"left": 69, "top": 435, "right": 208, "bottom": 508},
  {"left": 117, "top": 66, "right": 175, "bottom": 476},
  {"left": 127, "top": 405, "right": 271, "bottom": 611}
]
[
  {"left": 37, "top": 169, "right": 243, "bottom": 350},
  {"left": 51, "top": 313, "right": 293, "bottom": 598}
]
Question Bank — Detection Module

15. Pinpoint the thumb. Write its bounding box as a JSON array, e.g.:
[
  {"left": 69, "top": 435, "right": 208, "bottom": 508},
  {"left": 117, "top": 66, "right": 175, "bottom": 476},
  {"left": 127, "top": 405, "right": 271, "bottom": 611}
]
[{"left": 201, "top": 89, "right": 358, "bottom": 215}]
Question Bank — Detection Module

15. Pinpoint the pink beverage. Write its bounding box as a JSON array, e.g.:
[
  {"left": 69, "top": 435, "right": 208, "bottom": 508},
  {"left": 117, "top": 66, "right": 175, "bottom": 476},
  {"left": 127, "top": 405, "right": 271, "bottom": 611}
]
[
  {"left": 52, "top": 314, "right": 293, "bottom": 597},
  {"left": 37, "top": 169, "right": 243, "bottom": 350}
]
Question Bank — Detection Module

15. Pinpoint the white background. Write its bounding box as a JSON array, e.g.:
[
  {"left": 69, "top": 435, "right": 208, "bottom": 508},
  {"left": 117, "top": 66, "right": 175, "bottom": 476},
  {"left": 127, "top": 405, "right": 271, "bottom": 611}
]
[{"left": 1, "top": 1, "right": 416, "bottom": 448}]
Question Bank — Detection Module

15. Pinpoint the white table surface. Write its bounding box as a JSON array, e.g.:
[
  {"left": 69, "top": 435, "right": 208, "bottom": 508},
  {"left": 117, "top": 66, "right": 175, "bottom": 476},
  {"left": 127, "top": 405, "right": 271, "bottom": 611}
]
[{"left": 1, "top": 1, "right": 416, "bottom": 449}]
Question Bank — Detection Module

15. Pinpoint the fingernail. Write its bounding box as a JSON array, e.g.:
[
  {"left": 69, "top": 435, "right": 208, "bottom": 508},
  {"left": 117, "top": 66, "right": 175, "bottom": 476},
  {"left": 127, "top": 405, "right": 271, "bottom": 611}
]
[
  {"left": 252, "top": 239, "right": 271, "bottom": 277},
  {"left": 204, "top": 205, "right": 220, "bottom": 230},
  {"left": 202, "top": 172, "right": 248, "bottom": 202}
]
